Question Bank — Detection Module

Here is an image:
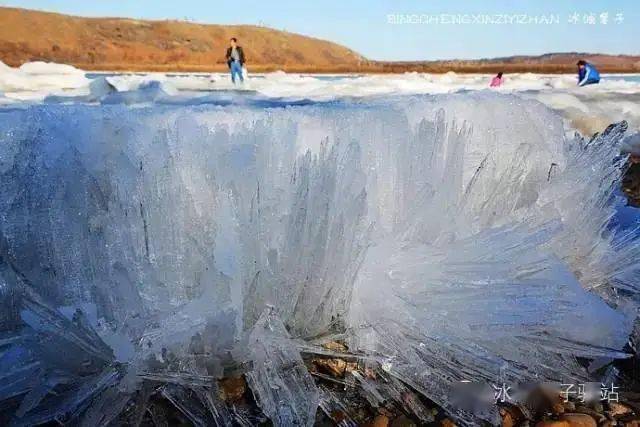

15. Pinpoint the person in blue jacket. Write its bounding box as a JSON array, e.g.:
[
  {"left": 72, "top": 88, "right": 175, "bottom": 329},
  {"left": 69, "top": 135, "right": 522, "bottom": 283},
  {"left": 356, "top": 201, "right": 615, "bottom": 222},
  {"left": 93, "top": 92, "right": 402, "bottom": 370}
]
[{"left": 577, "top": 60, "right": 600, "bottom": 87}]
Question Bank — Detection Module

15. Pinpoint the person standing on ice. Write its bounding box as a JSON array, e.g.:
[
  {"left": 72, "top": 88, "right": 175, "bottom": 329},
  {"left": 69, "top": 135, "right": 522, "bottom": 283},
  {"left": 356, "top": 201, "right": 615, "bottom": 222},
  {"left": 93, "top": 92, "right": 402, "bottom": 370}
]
[
  {"left": 576, "top": 60, "right": 600, "bottom": 87},
  {"left": 225, "top": 37, "right": 246, "bottom": 84},
  {"left": 490, "top": 72, "right": 504, "bottom": 87}
]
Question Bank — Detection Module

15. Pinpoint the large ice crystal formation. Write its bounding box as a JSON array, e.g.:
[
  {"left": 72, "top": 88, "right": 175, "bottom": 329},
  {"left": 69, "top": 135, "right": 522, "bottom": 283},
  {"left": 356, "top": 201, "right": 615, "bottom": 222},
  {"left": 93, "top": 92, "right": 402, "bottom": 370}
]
[{"left": 0, "top": 92, "right": 638, "bottom": 425}]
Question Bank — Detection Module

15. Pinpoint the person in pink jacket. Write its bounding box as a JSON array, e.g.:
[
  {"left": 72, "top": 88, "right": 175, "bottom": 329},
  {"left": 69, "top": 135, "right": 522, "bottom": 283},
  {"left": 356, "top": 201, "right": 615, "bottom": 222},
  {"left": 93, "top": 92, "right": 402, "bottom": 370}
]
[{"left": 490, "top": 72, "right": 504, "bottom": 87}]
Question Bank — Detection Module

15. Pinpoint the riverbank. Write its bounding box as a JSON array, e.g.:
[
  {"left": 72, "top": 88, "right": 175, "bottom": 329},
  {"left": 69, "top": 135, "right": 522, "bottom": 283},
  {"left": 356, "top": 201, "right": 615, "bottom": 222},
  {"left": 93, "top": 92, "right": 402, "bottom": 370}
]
[{"left": 11, "top": 62, "right": 640, "bottom": 74}]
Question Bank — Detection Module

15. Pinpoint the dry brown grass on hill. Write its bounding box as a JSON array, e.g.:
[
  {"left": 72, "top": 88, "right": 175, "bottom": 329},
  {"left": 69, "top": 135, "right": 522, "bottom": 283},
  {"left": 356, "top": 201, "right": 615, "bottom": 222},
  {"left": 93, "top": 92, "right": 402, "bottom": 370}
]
[
  {"left": 0, "top": 7, "right": 366, "bottom": 71},
  {"left": 1, "top": 7, "right": 640, "bottom": 74}
]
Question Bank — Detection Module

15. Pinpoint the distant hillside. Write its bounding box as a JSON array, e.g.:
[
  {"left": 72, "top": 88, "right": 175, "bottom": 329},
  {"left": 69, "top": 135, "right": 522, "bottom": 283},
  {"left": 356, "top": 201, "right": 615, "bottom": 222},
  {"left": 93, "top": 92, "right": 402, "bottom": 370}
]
[
  {"left": 1, "top": 7, "right": 639, "bottom": 73},
  {"left": 373, "top": 52, "right": 640, "bottom": 73},
  {"left": 0, "top": 7, "right": 366, "bottom": 72}
]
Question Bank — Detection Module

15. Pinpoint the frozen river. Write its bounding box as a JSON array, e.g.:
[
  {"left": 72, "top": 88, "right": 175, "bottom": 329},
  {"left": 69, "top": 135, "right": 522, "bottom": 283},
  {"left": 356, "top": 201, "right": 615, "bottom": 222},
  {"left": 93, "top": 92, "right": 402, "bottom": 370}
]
[{"left": 0, "top": 61, "right": 639, "bottom": 426}]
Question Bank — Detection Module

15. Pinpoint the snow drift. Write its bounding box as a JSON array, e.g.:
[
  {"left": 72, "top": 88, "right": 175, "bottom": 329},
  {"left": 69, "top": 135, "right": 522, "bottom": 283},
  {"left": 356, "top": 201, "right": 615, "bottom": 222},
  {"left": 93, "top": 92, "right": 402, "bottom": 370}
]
[
  {"left": 0, "top": 92, "right": 638, "bottom": 426},
  {"left": 0, "top": 61, "right": 89, "bottom": 93}
]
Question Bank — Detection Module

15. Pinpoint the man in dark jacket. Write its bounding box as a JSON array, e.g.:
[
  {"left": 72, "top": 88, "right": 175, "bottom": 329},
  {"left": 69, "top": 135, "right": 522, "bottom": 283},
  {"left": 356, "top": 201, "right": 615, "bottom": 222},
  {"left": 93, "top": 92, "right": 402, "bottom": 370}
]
[{"left": 225, "top": 38, "right": 246, "bottom": 84}]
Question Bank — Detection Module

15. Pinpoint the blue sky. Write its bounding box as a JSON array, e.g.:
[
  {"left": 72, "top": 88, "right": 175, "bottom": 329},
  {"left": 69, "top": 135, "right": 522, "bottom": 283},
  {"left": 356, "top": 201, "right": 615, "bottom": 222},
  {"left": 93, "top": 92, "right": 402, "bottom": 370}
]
[{"left": 2, "top": 0, "right": 639, "bottom": 60}]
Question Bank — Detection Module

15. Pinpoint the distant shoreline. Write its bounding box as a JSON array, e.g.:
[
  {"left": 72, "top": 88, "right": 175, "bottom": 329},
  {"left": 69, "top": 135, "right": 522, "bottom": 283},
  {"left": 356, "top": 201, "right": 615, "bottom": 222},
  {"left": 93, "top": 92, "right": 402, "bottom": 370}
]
[{"left": 47, "top": 63, "right": 640, "bottom": 74}]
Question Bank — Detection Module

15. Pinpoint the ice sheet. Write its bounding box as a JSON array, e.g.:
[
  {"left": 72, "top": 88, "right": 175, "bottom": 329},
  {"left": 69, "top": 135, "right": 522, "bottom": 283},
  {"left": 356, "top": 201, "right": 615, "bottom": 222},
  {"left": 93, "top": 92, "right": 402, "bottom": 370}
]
[
  {"left": 3, "top": 60, "right": 640, "bottom": 138},
  {"left": 0, "top": 84, "right": 638, "bottom": 425}
]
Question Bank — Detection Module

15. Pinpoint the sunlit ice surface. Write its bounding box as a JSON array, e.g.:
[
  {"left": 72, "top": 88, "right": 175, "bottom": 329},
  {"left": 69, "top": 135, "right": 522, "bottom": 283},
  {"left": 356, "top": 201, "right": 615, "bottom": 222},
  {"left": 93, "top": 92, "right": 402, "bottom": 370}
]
[{"left": 1, "top": 62, "right": 640, "bottom": 426}]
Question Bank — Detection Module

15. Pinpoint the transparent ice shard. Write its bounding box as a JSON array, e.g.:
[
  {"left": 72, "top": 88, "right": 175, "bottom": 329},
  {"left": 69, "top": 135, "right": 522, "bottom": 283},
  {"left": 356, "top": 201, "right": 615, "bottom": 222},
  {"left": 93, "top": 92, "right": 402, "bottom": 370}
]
[
  {"left": 244, "top": 308, "right": 319, "bottom": 426},
  {"left": 12, "top": 367, "right": 120, "bottom": 426},
  {"left": 78, "top": 384, "right": 132, "bottom": 427},
  {"left": 317, "top": 386, "right": 358, "bottom": 427},
  {"left": 161, "top": 383, "right": 231, "bottom": 427}
]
